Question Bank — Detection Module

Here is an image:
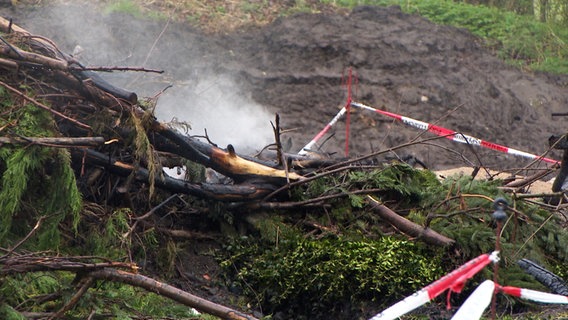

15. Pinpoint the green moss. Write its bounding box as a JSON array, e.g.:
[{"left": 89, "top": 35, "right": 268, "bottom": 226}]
[
  {"left": 219, "top": 163, "right": 568, "bottom": 318},
  {"left": 222, "top": 233, "right": 444, "bottom": 318}
]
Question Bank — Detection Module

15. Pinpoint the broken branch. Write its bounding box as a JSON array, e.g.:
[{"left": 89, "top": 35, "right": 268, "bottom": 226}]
[
  {"left": 88, "top": 268, "right": 259, "bottom": 320},
  {"left": 366, "top": 195, "right": 455, "bottom": 246}
]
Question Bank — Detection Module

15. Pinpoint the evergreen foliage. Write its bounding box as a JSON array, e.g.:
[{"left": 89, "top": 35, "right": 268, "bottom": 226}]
[
  {"left": 2, "top": 2, "right": 568, "bottom": 317},
  {"left": 0, "top": 97, "right": 81, "bottom": 247},
  {"left": 0, "top": 82, "right": 209, "bottom": 319},
  {"left": 429, "top": 174, "right": 568, "bottom": 284}
]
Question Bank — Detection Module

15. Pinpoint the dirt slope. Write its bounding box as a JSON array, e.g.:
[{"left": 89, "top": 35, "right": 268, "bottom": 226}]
[{"left": 223, "top": 5, "right": 568, "bottom": 170}]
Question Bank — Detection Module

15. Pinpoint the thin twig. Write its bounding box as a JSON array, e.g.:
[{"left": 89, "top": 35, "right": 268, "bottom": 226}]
[
  {"left": 0, "top": 216, "right": 45, "bottom": 259},
  {"left": 261, "top": 134, "right": 449, "bottom": 201},
  {"left": 511, "top": 211, "right": 556, "bottom": 260},
  {"left": 48, "top": 277, "right": 94, "bottom": 320},
  {"left": 70, "top": 66, "right": 164, "bottom": 73},
  {"left": 122, "top": 194, "right": 180, "bottom": 239},
  {"left": 258, "top": 188, "right": 384, "bottom": 209}
]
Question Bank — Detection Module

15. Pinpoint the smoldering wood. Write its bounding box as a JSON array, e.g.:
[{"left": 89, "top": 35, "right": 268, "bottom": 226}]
[
  {"left": 73, "top": 148, "right": 280, "bottom": 201},
  {"left": 1, "top": 17, "right": 309, "bottom": 203},
  {"left": 71, "top": 69, "right": 138, "bottom": 103},
  {"left": 1, "top": 18, "right": 460, "bottom": 243},
  {"left": 0, "top": 13, "right": 470, "bottom": 320},
  {"left": 151, "top": 121, "right": 304, "bottom": 183}
]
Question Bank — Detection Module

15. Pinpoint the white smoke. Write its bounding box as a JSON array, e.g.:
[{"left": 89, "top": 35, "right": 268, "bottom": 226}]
[
  {"left": 8, "top": 2, "right": 276, "bottom": 154},
  {"left": 154, "top": 74, "right": 275, "bottom": 154}
]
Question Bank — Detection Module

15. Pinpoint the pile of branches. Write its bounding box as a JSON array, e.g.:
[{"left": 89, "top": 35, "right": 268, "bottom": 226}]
[
  {"left": 1, "top": 16, "right": 285, "bottom": 319},
  {"left": 0, "top": 16, "right": 307, "bottom": 203},
  {"left": 0, "top": 16, "right": 460, "bottom": 237}
]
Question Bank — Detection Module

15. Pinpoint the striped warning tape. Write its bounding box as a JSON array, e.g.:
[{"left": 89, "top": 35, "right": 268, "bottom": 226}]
[{"left": 350, "top": 101, "right": 559, "bottom": 165}]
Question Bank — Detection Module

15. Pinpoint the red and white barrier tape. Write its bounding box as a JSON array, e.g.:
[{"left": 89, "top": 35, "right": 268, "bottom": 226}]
[
  {"left": 500, "top": 285, "right": 568, "bottom": 304},
  {"left": 369, "top": 251, "right": 499, "bottom": 320},
  {"left": 451, "top": 281, "right": 568, "bottom": 320},
  {"left": 350, "top": 101, "right": 559, "bottom": 165},
  {"left": 451, "top": 280, "right": 495, "bottom": 320},
  {"left": 298, "top": 106, "right": 348, "bottom": 155},
  {"left": 370, "top": 250, "right": 568, "bottom": 320}
]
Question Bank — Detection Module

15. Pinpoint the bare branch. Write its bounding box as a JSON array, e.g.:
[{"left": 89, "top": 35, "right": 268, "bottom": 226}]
[
  {"left": 89, "top": 268, "right": 259, "bottom": 320},
  {"left": 366, "top": 195, "right": 455, "bottom": 247},
  {"left": 0, "top": 136, "right": 105, "bottom": 147},
  {"left": 48, "top": 277, "right": 95, "bottom": 320}
]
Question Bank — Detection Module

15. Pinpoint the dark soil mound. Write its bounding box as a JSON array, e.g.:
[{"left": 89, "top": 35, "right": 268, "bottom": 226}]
[{"left": 224, "top": 5, "right": 568, "bottom": 169}]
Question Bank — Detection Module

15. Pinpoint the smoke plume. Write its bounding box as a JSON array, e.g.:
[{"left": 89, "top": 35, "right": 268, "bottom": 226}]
[{"left": 5, "top": 2, "right": 275, "bottom": 153}]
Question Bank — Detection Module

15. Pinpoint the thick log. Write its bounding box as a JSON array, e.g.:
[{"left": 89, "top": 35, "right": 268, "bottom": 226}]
[
  {"left": 71, "top": 69, "right": 138, "bottom": 103},
  {"left": 366, "top": 196, "right": 455, "bottom": 246}
]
